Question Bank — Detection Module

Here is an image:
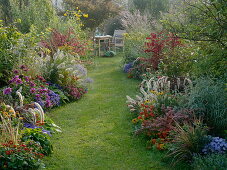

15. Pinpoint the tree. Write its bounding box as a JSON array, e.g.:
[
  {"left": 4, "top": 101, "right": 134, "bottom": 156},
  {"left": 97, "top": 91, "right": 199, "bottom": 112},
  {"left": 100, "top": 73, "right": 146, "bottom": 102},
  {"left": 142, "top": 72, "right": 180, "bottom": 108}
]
[
  {"left": 0, "top": 0, "right": 13, "bottom": 24},
  {"left": 161, "top": 0, "right": 227, "bottom": 78},
  {"left": 130, "top": 0, "right": 170, "bottom": 19},
  {"left": 64, "top": 0, "right": 120, "bottom": 31},
  {"left": 0, "top": 0, "right": 58, "bottom": 33}
]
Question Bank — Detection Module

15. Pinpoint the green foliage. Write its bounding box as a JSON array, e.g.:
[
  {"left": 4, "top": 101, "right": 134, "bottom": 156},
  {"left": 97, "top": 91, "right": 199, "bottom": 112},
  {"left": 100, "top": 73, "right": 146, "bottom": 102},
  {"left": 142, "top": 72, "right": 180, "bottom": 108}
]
[
  {"left": 43, "top": 50, "right": 88, "bottom": 87},
  {"left": 187, "top": 78, "right": 227, "bottom": 133},
  {"left": 0, "top": 0, "right": 13, "bottom": 24},
  {"left": 9, "top": 0, "right": 58, "bottom": 33},
  {"left": 0, "top": 140, "right": 45, "bottom": 169},
  {"left": 104, "top": 16, "right": 124, "bottom": 35},
  {"left": 0, "top": 22, "right": 21, "bottom": 86},
  {"left": 131, "top": 0, "right": 169, "bottom": 19},
  {"left": 167, "top": 119, "right": 209, "bottom": 164},
  {"left": 161, "top": 0, "right": 227, "bottom": 79},
  {"left": 21, "top": 128, "right": 53, "bottom": 156},
  {"left": 160, "top": 40, "right": 196, "bottom": 77},
  {"left": 64, "top": 0, "right": 120, "bottom": 30},
  {"left": 192, "top": 153, "right": 227, "bottom": 170},
  {"left": 104, "top": 50, "right": 116, "bottom": 57},
  {"left": 123, "top": 32, "right": 148, "bottom": 64}
]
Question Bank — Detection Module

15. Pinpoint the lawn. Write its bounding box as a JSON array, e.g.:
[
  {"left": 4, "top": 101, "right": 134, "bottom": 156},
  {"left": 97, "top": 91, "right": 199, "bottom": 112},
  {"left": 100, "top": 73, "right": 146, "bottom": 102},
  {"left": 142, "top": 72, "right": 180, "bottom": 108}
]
[{"left": 43, "top": 56, "right": 174, "bottom": 170}]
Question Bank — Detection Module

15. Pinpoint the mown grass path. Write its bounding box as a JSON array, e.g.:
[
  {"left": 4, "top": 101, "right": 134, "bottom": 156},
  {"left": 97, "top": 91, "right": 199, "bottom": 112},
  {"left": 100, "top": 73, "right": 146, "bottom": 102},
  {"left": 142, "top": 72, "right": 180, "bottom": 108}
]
[{"left": 44, "top": 56, "right": 171, "bottom": 170}]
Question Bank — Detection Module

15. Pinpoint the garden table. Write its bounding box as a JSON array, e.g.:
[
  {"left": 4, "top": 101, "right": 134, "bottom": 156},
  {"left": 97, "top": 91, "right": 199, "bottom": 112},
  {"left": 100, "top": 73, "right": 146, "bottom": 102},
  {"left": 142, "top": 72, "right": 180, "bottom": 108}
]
[{"left": 94, "top": 35, "right": 112, "bottom": 56}]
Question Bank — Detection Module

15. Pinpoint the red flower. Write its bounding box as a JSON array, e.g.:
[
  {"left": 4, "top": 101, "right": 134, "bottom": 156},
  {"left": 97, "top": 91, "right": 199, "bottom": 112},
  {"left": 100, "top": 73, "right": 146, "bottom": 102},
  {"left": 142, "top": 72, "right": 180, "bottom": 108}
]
[
  {"left": 149, "top": 113, "right": 155, "bottom": 117},
  {"left": 5, "top": 150, "right": 11, "bottom": 155},
  {"left": 138, "top": 116, "right": 142, "bottom": 120}
]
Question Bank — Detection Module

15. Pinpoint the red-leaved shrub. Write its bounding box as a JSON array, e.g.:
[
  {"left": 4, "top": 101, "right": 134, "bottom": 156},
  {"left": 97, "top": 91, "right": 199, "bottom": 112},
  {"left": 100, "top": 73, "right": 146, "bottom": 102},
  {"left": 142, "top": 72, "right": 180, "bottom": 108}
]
[
  {"left": 41, "top": 29, "right": 88, "bottom": 56},
  {"left": 144, "top": 32, "right": 181, "bottom": 70}
]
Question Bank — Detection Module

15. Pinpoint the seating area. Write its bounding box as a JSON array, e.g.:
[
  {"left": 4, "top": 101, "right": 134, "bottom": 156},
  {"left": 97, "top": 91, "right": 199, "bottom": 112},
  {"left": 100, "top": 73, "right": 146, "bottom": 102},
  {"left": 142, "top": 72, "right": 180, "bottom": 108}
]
[{"left": 94, "top": 30, "right": 126, "bottom": 56}]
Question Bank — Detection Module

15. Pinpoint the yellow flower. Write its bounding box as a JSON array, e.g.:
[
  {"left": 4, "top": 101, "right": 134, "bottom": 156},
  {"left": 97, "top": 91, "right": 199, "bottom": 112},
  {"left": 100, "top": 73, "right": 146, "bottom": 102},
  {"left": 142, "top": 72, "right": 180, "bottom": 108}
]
[
  {"left": 78, "top": 10, "right": 81, "bottom": 13},
  {"left": 83, "top": 14, "right": 89, "bottom": 18},
  {"left": 76, "top": 7, "right": 79, "bottom": 10},
  {"left": 64, "top": 13, "right": 67, "bottom": 16},
  {"left": 19, "top": 117, "right": 24, "bottom": 120},
  {"left": 150, "top": 90, "right": 156, "bottom": 94},
  {"left": 16, "top": 19, "right": 22, "bottom": 23},
  {"left": 158, "top": 92, "right": 164, "bottom": 95},
  {"left": 2, "top": 112, "right": 9, "bottom": 116},
  {"left": 159, "top": 144, "right": 165, "bottom": 149},
  {"left": 132, "top": 118, "right": 138, "bottom": 124},
  {"left": 144, "top": 99, "right": 151, "bottom": 104}
]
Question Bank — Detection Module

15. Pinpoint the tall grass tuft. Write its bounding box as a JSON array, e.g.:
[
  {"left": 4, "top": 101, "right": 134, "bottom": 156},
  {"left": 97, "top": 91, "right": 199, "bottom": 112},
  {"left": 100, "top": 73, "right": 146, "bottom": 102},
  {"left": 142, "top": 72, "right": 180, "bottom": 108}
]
[{"left": 187, "top": 78, "right": 227, "bottom": 133}]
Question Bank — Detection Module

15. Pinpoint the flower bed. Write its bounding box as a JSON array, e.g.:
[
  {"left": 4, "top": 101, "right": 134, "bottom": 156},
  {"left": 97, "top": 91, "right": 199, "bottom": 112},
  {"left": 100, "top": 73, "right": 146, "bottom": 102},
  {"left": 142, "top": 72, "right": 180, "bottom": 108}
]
[{"left": 0, "top": 20, "right": 93, "bottom": 169}]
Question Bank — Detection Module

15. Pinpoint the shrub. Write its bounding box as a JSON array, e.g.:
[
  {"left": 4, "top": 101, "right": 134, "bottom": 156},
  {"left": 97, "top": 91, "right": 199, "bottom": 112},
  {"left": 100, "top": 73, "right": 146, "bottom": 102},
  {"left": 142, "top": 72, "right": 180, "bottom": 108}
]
[
  {"left": 187, "top": 78, "right": 227, "bottom": 133},
  {"left": 144, "top": 32, "right": 181, "bottom": 71},
  {"left": 2, "top": 66, "right": 60, "bottom": 109},
  {"left": 64, "top": 86, "right": 87, "bottom": 101},
  {"left": 0, "top": 23, "right": 21, "bottom": 87},
  {"left": 167, "top": 119, "right": 209, "bottom": 164},
  {"left": 41, "top": 29, "right": 88, "bottom": 57},
  {"left": 43, "top": 50, "right": 91, "bottom": 88},
  {"left": 0, "top": 140, "right": 45, "bottom": 169},
  {"left": 104, "top": 51, "right": 116, "bottom": 57},
  {"left": 10, "top": 0, "right": 58, "bottom": 33},
  {"left": 21, "top": 128, "right": 53, "bottom": 156},
  {"left": 122, "top": 32, "right": 148, "bottom": 64},
  {"left": 192, "top": 153, "right": 227, "bottom": 170}
]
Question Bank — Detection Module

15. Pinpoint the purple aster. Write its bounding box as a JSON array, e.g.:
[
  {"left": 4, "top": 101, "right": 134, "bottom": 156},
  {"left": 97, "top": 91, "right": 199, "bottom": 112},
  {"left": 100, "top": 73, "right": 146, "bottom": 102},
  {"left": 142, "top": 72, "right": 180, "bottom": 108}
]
[
  {"left": 3, "top": 87, "right": 12, "bottom": 95},
  {"left": 16, "top": 78, "right": 23, "bottom": 85},
  {"left": 24, "top": 76, "right": 30, "bottom": 82},
  {"left": 45, "top": 100, "right": 52, "bottom": 108},
  {"left": 30, "top": 81, "right": 36, "bottom": 87},
  {"left": 13, "top": 70, "right": 19, "bottom": 74},
  {"left": 35, "top": 94, "right": 41, "bottom": 98},
  {"left": 30, "top": 88, "right": 36, "bottom": 93}
]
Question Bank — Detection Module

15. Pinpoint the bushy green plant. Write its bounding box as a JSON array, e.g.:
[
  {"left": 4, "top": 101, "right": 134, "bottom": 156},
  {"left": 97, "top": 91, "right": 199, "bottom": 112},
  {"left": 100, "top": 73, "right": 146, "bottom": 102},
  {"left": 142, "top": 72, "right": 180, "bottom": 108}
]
[
  {"left": 43, "top": 50, "right": 90, "bottom": 88},
  {"left": 123, "top": 32, "right": 148, "bottom": 64},
  {"left": 192, "top": 153, "right": 227, "bottom": 170},
  {"left": 0, "top": 140, "right": 45, "bottom": 169},
  {"left": 167, "top": 119, "right": 209, "bottom": 164},
  {"left": 161, "top": 0, "right": 226, "bottom": 79},
  {"left": 104, "top": 51, "right": 116, "bottom": 57},
  {"left": 187, "top": 78, "right": 227, "bottom": 133},
  {"left": 10, "top": 0, "right": 58, "bottom": 33},
  {"left": 159, "top": 40, "right": 196, "bottom": 77},
  {"left": 0, "top": 22, "right": 21, "bottom": 86},
  {"left": 21, "top": 128, "right": 53, "bottom": 156}
]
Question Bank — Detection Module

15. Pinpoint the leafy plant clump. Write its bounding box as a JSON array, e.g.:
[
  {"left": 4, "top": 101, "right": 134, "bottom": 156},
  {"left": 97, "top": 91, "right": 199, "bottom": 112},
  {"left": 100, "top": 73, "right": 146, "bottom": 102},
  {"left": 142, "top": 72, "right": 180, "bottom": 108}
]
[
  {"left": 192, "top": 153, "right": 227, "bottom": 170},
  {"left": 187, "top": 78, "right": 227, "bottom": 133},
  {"left": 0, "top": 140, "right": 45, "bottom": 169}
]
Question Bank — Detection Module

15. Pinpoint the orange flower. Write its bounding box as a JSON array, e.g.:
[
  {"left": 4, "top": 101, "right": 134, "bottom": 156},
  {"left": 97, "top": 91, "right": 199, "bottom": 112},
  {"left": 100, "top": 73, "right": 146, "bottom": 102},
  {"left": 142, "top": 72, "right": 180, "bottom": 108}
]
[{"left": 151, "top": 139, "right": 156, "bottom": 144}]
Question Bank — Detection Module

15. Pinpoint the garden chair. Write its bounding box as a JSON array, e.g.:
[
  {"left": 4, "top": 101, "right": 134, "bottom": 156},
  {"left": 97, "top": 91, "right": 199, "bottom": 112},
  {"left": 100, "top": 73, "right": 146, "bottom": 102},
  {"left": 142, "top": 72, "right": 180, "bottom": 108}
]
[{"left": 112, "top": 30, "right": 126, "bottom": 52}]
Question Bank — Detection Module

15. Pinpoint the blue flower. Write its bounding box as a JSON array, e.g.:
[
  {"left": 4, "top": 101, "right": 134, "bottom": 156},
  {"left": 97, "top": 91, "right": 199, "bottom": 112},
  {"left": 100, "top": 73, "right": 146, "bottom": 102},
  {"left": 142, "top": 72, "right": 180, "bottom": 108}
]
[
  {"left": 123, "top": 63, "right": 133, "bottom": 73},
  {"left": 202, "top": 136, "right": 227, "bottom": 155}
]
